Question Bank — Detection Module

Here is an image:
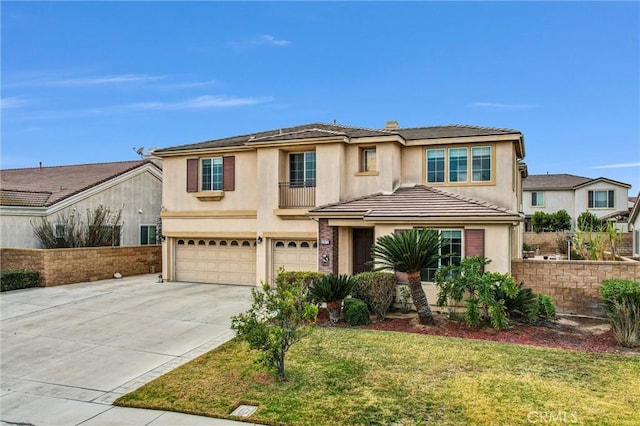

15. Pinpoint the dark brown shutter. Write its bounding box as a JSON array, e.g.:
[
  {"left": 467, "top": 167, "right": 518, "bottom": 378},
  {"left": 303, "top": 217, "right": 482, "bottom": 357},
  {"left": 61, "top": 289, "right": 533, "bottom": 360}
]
[
  {"left": 223, "top": 156, "right": 235, "bottom": 191},
  {"left": 186, "top": 158, "right": 198, "bottom": 193},
  {"left": 465, "top": 229, "right": 485, "bottom": 257}
]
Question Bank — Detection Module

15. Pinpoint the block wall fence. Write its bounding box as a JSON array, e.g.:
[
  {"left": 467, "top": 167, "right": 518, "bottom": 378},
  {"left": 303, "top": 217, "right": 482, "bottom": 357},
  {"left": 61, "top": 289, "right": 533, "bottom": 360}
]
[
  {"left": 511, "top": 259, "right": 640, "bottom": 317},
  {"left": 0, "top": 246, "right": 161, "bottom": 286}
]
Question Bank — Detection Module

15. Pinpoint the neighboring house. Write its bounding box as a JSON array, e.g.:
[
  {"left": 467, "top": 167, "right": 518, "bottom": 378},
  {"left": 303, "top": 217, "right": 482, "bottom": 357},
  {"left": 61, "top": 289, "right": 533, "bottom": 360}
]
[
  {"left": 630, "top": 194, "right": 640, "bottom": 258},
  {"left": 0, "top": 160, "right": 162, "bottom": 248},
  {"left": 155, "top": 121, "right": 526, "bottom": 287},
  {"left": 522, "top": 174, "right": 631, "bottom": 231}
]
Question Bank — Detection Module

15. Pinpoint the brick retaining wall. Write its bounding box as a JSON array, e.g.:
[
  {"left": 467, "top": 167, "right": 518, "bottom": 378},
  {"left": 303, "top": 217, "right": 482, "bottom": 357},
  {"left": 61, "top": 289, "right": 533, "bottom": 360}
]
[
  {"left": 0, "top": 246, "right": 161, "bottom": 286},
  {"left": 511, "top": 258, "right": 640, "bottom": 317}
]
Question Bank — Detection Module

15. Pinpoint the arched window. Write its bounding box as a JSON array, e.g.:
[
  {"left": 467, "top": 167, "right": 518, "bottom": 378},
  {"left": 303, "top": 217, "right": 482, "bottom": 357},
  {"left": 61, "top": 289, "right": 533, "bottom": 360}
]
[
  {"left": 230, "top": 240, "right": 239, "bottom": 246},
  {"left": 300, "top": 242, "right": 310, "bottom": 248},
  {"left": 209, "top": 240, "right": 216, "bottom": 246},
  {"left": 288, "top": 241, "right": 297, "bottom": 248},
  {"left": 313, "top": 242, "right": 318, "bottom": 248},
  {"left": 242, "top": 241, "right": 250, "bottom": 247},
  {"left": 177, "top": 240, "right": 185, "bottom": 245},
  {"left": 198, "top": 240, "right": 205, "bottom": 245},
  {"left": 219, "top": 240, "right": 228, "bottom": 246},
  {"left": 275, "top": 241, "right": 285, "bottom": 248},
  {"left": 188, "top": 240, "right": 195, "bottom": 245}
]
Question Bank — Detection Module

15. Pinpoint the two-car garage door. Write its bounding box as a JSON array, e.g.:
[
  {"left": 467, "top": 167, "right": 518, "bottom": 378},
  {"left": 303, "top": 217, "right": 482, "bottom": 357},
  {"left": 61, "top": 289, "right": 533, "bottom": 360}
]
[
  {"left": 175, "top": 238, "right": 256, "bottom": 285},
  {"left": 175, "top": 238, "right": 318, "bottom": 285}
]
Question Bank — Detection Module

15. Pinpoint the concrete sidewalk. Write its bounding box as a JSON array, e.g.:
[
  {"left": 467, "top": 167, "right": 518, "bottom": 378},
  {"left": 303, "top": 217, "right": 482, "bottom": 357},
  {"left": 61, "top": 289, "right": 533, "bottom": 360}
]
[{"left": 0, "top": 274, "right": 262, "bottom": 425}]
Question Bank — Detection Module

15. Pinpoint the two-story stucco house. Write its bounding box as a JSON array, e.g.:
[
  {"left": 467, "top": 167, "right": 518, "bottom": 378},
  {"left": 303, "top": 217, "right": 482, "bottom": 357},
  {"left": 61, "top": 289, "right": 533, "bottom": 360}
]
[
  {"left": 155, "top": 121, "right": 526, "bottom": 289},
  {"left": 0, "top": 160, "right": 162, "bottom": 248},
  {"left": 522, "top": 174, "right": 631, "bottom": 231}
]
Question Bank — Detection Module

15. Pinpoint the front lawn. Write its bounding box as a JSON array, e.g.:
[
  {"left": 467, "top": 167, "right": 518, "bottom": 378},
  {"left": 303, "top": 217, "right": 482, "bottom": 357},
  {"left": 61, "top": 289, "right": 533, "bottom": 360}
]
[{"left": 116, "top": 327, "right": 640, "bottom": 425}]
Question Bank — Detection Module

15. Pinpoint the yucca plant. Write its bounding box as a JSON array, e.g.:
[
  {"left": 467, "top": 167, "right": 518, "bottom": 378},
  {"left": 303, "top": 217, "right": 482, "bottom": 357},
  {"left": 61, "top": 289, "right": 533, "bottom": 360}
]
[{"left": 309, "top": 274, "right": 357, "bottom": 323}]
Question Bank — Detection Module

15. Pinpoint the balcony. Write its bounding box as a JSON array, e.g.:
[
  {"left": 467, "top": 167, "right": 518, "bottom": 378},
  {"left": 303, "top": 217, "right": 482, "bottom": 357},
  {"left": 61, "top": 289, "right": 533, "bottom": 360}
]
[{"left": 279, "top": 181, "right": 316, "bottom": 208}]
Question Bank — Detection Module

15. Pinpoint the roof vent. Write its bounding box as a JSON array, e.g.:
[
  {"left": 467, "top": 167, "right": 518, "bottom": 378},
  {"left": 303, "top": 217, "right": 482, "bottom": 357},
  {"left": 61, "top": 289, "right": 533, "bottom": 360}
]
[{"left": 385, "top": 120, "right": 399, "bottom": 129}]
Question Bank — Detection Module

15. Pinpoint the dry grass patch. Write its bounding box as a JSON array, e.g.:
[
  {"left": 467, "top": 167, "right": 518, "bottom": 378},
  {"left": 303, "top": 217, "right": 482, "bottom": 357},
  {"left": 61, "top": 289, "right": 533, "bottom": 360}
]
[{"left": 116, "top": 328, "right": 640, "bottom": 425}]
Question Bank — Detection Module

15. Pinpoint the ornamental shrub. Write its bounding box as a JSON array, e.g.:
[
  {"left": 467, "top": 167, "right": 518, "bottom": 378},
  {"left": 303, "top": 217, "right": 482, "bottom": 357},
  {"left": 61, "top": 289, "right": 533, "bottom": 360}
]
[
  {"left": 0, "top": 269, "right": 40, "bottom": 292},
  {"left": 600, "top": 279, "right": 640, "bottom": 347},
  {"left": 352, "top": 271, "right": 398, "bottom": 320},
  {"left": 231, "top": 276, "right": 318, "bottom": 380},
  {"left": 343, "top": 298, "right": 371, "bottom": 326},
  {"left": 275, "top": 269, "right": 324, "bottom": 291}
]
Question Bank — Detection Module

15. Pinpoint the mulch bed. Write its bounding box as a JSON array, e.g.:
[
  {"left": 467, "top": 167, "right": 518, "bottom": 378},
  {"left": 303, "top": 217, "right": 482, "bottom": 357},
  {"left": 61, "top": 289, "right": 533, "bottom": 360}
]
[{"left": 318, "top": 310, "right": 639, "bottom": 355}]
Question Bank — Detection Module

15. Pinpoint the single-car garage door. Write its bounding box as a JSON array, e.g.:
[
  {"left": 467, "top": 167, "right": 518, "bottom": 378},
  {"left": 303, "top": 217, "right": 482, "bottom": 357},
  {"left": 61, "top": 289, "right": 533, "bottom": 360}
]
[
  {"left": 175, "top": 238, "right": 256, "bottom": 285},
  {"left": 272, "top": 240, "right": 318, "bottom": 282}
]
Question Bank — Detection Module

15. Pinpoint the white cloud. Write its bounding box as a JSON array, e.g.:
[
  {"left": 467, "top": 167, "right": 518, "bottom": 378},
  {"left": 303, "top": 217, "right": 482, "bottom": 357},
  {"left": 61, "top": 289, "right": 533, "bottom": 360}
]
[
  {"left": 230, "top": 34, "right": 291, "bottom": 49},
  {"left": 1, "top": 96, "right": 30, "bottom": 109},
  {"left": 127, "top": 95, "right": 269, "bottom": 110},
  {"left": 471, "top": 102, "right": 539, "bottom": 110},
  {"left": 592, "top": 162, "right": 640, "bottom": 169},
  {"left": 6, "top": 73, "right": 165, "bottom": 88}
]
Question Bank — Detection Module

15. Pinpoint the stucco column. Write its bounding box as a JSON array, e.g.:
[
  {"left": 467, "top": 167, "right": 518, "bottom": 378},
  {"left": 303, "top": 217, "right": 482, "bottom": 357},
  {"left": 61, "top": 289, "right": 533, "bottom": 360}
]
[{"left": 318, "top": 219, "right": 338, "bottom": 274}]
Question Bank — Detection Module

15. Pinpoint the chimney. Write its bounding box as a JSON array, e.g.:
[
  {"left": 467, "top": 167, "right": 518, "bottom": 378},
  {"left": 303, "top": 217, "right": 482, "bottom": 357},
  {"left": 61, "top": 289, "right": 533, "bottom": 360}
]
[{"left": 385, "top": 120, "right": 399, "bottom": 130}]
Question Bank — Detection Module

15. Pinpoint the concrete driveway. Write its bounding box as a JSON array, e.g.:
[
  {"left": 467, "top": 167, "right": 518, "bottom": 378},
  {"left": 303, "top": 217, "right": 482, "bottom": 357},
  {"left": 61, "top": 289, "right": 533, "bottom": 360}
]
[{"left": 0, "top": 274, "right": 259, "bottom": 426}]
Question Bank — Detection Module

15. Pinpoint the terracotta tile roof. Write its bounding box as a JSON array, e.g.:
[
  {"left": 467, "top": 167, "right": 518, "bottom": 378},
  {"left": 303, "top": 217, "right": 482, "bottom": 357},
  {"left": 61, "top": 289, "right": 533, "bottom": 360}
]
[
  {"left": 0, "top": 160, "right": 159, "bottom": 207},
  {"left": 310, "top": 185, "right": 520, "bottom": 220},
  {"left": 156, "top": 123, "right": 522, "bottom": 153},
  {"left": 524, "top": 174, "right": 631, "bottom": 190}
]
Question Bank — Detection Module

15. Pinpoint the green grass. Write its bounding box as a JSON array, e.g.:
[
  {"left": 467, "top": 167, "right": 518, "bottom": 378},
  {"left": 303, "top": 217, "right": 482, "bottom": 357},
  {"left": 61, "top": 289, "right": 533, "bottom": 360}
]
[{"left": 116, "top": 328, "right": 640, "bottom": 425}]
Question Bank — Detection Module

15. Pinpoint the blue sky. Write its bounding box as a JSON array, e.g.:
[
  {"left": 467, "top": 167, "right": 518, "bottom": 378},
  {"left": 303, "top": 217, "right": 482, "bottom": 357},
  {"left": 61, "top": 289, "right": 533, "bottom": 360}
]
[{"left": 2, "top": 2, "right": 639, "bottom": 194}]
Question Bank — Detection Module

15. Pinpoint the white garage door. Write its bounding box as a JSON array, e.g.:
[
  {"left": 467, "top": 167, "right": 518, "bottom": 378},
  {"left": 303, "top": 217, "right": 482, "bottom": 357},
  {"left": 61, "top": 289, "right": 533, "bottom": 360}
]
[
  {"left": 175, "top": 238, "right": 256, "bottom": 285},
  {"left": 272, "top": 240, "right": 318, "bottom": 282}
]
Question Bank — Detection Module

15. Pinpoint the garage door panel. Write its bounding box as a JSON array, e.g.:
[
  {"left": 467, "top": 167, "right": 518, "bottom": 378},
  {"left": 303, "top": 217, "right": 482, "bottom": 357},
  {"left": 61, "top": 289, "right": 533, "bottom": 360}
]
[
  {"left": 272, "top": 240, "right": 318, "bottom": 283},
  {"left": 176, "top": 238, "right": 256, "bottom": 285}
]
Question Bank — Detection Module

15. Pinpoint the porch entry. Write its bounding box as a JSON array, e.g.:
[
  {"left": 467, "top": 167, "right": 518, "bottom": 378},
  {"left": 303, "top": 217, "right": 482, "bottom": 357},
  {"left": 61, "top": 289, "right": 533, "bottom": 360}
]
[{"left": 352, "top": 228, "right": 374, "bottom": 274}]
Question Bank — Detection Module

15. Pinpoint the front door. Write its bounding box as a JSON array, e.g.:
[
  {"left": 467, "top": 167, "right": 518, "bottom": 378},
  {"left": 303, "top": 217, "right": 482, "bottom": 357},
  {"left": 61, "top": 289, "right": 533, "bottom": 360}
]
[{"left": 352, "top": 228, "right": 374, "bottom": 274}]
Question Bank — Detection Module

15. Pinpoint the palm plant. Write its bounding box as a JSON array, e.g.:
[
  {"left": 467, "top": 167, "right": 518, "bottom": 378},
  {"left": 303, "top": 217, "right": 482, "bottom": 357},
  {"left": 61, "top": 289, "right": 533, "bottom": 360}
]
[
  {"left": 309, "top": 274, "right": 357, "bottom": 324},
  {"left": 371, "top": 228, "right": 444, "bottom": 325}
]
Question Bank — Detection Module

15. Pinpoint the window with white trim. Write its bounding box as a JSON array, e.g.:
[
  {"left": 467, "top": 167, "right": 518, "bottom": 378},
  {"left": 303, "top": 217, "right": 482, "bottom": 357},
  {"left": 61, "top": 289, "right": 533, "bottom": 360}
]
[
  {"left": 448, "top": 148, "right": 468, "bottom": 183},
  {"left": 201, "top": 157, "right": 223, "bottom": 191},
  {"left": 471, "top": 146, "right": 492, "bottom": 182},
  {"left": 289, "top": 151, "right": 316, "bottom": 185},
  {"left": 588, "top": 190, "right": 614, "bottom": 208},
  {"left": 421, "top": 229, "right": 463, "bottom": 282},
  {"left": 426, "top": 149, "right": 445, "bottom": 183},
  {"left": 531, "top": 191, "right": 544, "bottom": 207}
]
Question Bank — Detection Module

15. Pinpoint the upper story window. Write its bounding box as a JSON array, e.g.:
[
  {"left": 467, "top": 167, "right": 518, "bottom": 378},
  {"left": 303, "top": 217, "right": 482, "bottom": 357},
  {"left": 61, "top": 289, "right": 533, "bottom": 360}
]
[
  {"left": 140, "top": 225, "right": 157, "bottom": 245},
  {"left": 531, "top": 191, "right": 544, "bottom": 207},
  {"left": 426, "top": 145, "right": 493, "bottom": 185},
  {"left": 289, "top": 151, "right": 316, "bottom": 185},
  {"left": 426, "top": 149, "right": 445, "bottom": 183},
  {"left": 471, "top": 146, "right": 492, "bottom": 182},
  {"left": 186, "top": 156, "right": 235, "bottom": 196},
  {"left": 449, "top": 148, "right": 468, "bottom": 183},
  {"left": 361, "top": 148, "right": 377, "bottom": 172},
  {"left": 588, "top": 190, "right": 614, "bottom": 208},
  {"left": 201, "top": 157, "right": 223, "bottom": 191}
]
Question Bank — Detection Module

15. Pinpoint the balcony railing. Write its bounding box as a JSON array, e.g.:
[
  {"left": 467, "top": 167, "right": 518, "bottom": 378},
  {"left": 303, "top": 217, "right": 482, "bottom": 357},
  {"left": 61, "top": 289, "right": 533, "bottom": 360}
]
[{"left": 279, "top": 181, "right": 316, "bottom": 208}]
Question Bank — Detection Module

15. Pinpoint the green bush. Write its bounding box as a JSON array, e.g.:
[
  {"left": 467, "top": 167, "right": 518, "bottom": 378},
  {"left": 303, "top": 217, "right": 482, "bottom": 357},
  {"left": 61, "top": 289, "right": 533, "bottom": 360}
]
[
  {"left": 309, "top": 274, "right": 357, "bottom": 324},
  {"left": 275, "top": 269, "right": 324, "bottom": 291},
  {"left": 1, "top": 269, "right": 40, "bottom": 292},
  {"left": 344, "top": 298, "right": 371, "bottom": 326},
  {"left": 352, "top": 271, "right": 398, "bottom": 320},
  {"left": 531, "top": 210, "right": 571, "bottom": 232},
  {"left": 496, "top": 282, "right": 556, "bottom": 323},
  {"left": 600, "top": 279, "right": 640, "bottom": 347},
  {"left": 577, "top": 212, "right": 603, "bottom": 232}
]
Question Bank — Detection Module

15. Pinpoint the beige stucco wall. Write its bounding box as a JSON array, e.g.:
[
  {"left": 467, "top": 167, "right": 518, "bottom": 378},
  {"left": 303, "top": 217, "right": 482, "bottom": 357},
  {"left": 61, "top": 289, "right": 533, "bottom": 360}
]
[
  {"left": 523, "top": 189, "right": 575, "bottom": 223},
  {"left": 0, "top": 169, "right": 161, "bottom": 248},
  {"left": 575, "top": 182, "right": 629, "bottom": 218}
]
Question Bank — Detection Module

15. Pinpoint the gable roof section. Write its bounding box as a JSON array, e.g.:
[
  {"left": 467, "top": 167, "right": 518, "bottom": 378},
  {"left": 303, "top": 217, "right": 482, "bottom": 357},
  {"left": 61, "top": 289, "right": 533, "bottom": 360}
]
[
  {"left": 524, "top": 174, "right": 631, "bottom": 190},
  {"left": 309, "top": 185, "right": 520, "bottom": 222},
  {"left": 0, "top": 160, "right": 160, "bottom": 207},
  {"left": 155, "top": 122, "right": 522, "bottom": 154},
  {"left": 629, "top": 193, "right": 640, "bottom": 224}
]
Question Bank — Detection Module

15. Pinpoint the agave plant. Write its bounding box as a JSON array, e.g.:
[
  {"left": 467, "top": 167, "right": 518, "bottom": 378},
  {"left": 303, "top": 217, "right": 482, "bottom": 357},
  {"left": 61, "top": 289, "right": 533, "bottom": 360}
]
[{"left": 309, "top": 274, "right": 357, "bottom": 323}]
